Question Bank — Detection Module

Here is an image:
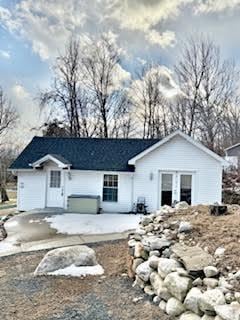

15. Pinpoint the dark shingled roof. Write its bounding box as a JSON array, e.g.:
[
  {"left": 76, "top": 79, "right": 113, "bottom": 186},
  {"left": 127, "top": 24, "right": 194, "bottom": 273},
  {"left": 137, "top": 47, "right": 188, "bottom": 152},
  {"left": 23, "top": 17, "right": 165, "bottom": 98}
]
[{"left": 10, "top": 136, "right": 160, "bottom": 172}]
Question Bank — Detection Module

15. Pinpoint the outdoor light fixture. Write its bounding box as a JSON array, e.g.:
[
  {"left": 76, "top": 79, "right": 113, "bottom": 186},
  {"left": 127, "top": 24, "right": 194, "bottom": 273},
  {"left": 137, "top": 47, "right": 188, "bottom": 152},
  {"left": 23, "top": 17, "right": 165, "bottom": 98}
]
[{"left": 150, "top": 172, "right": 154, "bottom": 181}]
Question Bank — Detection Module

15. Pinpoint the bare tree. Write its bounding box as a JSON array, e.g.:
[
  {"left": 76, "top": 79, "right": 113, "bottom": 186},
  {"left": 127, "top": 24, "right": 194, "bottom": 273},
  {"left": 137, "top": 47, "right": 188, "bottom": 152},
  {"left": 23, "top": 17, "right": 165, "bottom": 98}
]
[
  {"left": 222, "top": 101, "right": 240, "bottom": 148},
  {"left": 0, "top": 87, "right": 18, "bottom": 139},
  {"left": 130, "top": 64, "right": 170, "bottom": 139},
  {"left": 81, "top": 34, "right": 130, "bottom": 138},
  {"left": 0, "top": 87, "right": 18, "bottom": 202},
  {"left": 175, "top": 36, "right": 239, "bottom": 152},
  {"left": 40, "top": 35, "right": 131, "bottom": 138}
]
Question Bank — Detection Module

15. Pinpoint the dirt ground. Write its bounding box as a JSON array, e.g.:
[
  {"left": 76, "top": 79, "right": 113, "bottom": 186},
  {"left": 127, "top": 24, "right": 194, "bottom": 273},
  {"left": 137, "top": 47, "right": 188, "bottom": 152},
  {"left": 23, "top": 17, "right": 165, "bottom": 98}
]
[
  {"left": 0, "top": 240, "right": 169, "bottom": 320},
  {"left": 169, "top": 205, "right": 240, "bottom": 276}
]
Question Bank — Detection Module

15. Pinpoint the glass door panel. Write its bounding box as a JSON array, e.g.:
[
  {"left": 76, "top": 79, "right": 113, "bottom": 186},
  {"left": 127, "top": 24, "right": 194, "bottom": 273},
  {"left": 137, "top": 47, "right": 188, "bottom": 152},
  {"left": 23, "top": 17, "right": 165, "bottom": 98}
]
[
  {"left": 180, "top": 174, "right": 192, "bottom": 204},
  {"left": 161, "top": 173, "right": 173, "bottom": 206}
]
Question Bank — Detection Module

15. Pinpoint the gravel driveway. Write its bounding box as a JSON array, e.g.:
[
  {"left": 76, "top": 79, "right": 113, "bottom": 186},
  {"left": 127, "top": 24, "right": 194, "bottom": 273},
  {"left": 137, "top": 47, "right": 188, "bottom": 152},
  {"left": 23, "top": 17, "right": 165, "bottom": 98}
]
[{"left": 0, "top": 240, "right": 169, "bottom": 320}]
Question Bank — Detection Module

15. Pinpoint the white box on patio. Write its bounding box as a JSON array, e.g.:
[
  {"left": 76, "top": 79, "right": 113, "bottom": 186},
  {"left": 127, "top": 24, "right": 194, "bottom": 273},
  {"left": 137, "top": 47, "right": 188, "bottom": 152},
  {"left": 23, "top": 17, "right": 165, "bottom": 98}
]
[{"left": 67, "top": 195, "right": 101, "bottom": 214}]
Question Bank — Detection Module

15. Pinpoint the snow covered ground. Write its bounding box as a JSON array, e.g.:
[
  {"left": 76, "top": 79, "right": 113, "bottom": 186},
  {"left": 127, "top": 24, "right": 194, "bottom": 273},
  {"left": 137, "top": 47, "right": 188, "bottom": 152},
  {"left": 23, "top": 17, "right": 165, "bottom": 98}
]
[
  {"left": 45, "top": 213, "right": 141, "bottom": 235},
  {"left": 48, "top": 264, "right": 104, "bottom": 277}
]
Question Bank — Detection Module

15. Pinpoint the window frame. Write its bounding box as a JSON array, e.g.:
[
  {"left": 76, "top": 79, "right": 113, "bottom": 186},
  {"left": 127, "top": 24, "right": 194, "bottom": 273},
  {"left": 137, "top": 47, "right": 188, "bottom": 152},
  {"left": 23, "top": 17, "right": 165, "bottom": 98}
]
[
  {"left": 102, "top": 174, "right": 118, "bottom": 202},
  {"left": 50, "top": 170, "right": 61, "bottom": 188}
]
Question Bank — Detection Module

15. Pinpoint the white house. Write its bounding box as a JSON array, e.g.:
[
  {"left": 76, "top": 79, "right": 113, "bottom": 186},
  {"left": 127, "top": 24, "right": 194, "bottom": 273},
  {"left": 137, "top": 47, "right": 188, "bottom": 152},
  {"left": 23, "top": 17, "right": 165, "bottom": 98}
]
[{"left": 10, "top": 131, "right": 227, "bottom": 212}]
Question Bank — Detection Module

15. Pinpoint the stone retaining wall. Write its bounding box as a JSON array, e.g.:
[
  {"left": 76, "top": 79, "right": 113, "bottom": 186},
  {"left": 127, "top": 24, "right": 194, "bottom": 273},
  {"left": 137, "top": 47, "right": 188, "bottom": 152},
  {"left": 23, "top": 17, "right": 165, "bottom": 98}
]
[{"left": 128, "top": 203, "right": 240, "bottom": 320}]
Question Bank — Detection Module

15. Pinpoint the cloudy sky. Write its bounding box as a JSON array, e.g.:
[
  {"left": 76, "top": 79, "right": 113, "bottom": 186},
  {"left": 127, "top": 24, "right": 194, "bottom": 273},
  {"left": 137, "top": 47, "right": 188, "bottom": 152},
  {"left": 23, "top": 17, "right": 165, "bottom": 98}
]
[{"left": 1, "top": 0, "right": 240, "bottom": 146}]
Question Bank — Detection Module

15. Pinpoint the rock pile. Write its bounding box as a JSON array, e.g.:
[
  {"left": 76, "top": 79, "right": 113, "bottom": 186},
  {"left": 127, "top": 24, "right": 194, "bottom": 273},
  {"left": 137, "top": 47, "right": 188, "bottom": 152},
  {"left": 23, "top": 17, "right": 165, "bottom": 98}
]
[{"left": 129, "top": 203, "right": 240, "bottom": 320}]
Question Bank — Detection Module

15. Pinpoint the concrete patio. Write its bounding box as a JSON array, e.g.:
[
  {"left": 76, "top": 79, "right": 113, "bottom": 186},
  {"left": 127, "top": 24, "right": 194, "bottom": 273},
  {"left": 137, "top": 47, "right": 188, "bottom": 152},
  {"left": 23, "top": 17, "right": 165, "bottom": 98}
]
[{"left": 0, "top": 208, "right": 141, "bottom": 257}]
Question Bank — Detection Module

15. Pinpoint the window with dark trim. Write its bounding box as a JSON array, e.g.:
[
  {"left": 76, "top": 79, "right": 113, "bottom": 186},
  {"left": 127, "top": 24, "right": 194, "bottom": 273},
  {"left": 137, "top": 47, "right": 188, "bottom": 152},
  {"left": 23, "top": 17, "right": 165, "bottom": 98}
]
[
  {"left": 103, "top": 174, "right": 118, "bottom": 202},
  {"left": 50, "top": 170, "right": 61, "bottom": 188}
]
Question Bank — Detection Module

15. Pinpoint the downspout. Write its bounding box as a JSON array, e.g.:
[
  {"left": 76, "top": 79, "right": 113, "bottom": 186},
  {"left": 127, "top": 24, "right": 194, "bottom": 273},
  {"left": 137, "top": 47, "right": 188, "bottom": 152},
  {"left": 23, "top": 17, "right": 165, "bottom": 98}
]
[{"left": 131, "top": 172, "right": 134, "bottom": 212}]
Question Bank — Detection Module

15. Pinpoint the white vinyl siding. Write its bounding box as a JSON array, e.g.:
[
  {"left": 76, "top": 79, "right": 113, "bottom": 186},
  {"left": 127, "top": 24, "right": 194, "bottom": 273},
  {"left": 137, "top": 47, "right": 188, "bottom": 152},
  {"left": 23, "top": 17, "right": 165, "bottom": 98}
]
[
  {"left": 133, "top": 135, "right": 222, "bottom": 212},
  {"left": 17, "top": 171, "right": 46, "bottom": 211},
  {"left": 65, "top": 171, "right": 132, "bottom": 212}
]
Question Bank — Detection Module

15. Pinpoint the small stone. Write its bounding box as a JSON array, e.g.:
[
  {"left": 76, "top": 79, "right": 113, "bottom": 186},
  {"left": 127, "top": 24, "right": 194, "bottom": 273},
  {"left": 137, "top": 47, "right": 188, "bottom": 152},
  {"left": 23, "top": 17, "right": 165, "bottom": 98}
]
[
  {"left": 203, "top": 278, "right": 219, "bottom": 289},
  {"left": 150, "top": 272, "right": 165, "bottom": 297},
  {"left": 178, "top": 221, "right": 193, "bottom": 233},
  {"left": 159, "top": 300, "right": 167, "bottom": 312},
  {"left": 214, "top": 304, "right": 240, "bottom": 320},
  {"left": 153, "top": 295, "right": 160, "bottom": 304},
  {"left": 132, "top": 258, "right": 144, "bottom": 273},
  {"left": 132, "top": 296, "right": 143, "bottom": 303},
  {"left": 175, "top": 201, "right": 189, "bottom": 210},
  {"left": 201, "top": 316, "right": 215, "bottom": 320},
  {"left": 184, "top": 287, "right": 203, "bottom": 315},
  {"left": 134, "top": 242, "right": 148, "bottom": 260},
  {"left": 144, "top": 285, "right": 155, "bottom": 297},
  {"left": 156, "top": 205, "right": 175, "bottom": 216},
  {"left": 161, "top": 248, "right": 171, "bottom": 258},
  {"left": 135, "top": 261, "right": 153, "bottom": 282},
  {"left": 158, "top": 258, "right": 181, "bottom": 278},
  {"left": 199, "top": 289, "right": 225, "bottom": 315},
  {"left": 192, "top": 278, "right": 203, "bottom": 287},
  {"left": 234, "top": 292, "right": 240, "bottom": 304},
  {"left": 214, "top": 247, "right": 225, "bottom": 257},
  {"left": 128, "top": 239, "right": 138, "bottom": 247},
  {"left": 204, "top": 266, "right": 219, "bottom": 278},
  {"left": 141, "top": 216, "right": 153, "bottom": 226},
  {"left": 166, "top": 297, "right": 185, "bottom": 317},
  {"left": 225, "top": 292, "right": 235, "bottom": 304},
  {"left": 133, "top": 233, "right": 142, "bottom": 241},
  {"left": 234, "top": 271, "right": 240, "bottom": 280},
  {"left": 133, "top": 275, "right": 145, "bottom": 289},
  {"left": 149, "top": 238, "right": 171, "bottom": 251},
  {"left": 148, "top": 255, "right": 159, "bottom": 269},
  {"left": 149, "top": 250, "right": 160, "bottom": 257}
]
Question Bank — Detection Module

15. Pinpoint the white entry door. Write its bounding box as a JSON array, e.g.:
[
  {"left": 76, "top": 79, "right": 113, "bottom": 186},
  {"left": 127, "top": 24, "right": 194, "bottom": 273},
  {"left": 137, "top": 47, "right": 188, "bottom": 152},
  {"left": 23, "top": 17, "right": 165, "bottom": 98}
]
[
  {"left": 46, "top": 169, "right": 64, "bottom": 207},
  {"left": 160, "top": 171, "right": 193, "bottom": 207}
]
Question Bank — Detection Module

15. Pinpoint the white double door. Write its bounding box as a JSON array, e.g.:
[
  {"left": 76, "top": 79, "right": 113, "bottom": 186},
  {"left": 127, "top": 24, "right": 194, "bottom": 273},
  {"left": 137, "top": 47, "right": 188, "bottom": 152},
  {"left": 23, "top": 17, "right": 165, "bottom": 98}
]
[
  {"left": 160, "top": 171, "right": 194, "bottom": 206},
  {"left": 46, "top": 168, "right": 64, "bottom": 207}
]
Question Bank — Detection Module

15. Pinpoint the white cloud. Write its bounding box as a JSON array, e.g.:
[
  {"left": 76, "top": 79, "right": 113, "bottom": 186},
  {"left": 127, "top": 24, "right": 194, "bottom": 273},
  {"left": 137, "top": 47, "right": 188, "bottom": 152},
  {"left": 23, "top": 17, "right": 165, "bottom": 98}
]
[
  {"left": 0, "top": 49, "right": 10, "bottom": 59},
  {"left": 147, "top": 30, "right": 176, "bottom": 48},
  {"left": 110, "top": 0, "right": 193, "bottom": 32},
  {"left": 0, "top": 0, "right": 195, "bottom": 60},
  {"left": 9, "top": 84, "right": 45, "bottom": 145},
  {"left": 12, "top": 84, "right": 30, "bottom": 100},
  {"left": 195, "top": 0, "right": 240, "bottom": 13},
  {"left": 0, "top": 1, "right": 87, "bottom": 60}
]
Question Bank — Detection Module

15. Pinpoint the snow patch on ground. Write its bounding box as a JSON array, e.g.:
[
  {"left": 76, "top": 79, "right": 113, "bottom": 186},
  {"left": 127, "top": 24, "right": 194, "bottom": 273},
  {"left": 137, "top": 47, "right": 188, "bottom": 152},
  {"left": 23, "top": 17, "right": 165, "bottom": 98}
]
[
  {"left": 0, "top": 239, "right": 18, "bottom": 252},
  {"left": 45, "top": 213, "right": 141, "bottom": 235},
  {"left": 48, "top": 263, "right": 104, "bottom": 277}
]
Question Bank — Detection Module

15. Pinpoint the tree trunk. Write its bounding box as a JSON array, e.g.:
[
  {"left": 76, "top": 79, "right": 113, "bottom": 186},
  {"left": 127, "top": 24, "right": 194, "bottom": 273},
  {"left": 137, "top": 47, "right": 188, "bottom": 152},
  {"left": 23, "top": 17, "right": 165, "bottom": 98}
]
[{"left": 1, "top": 187, "right": 9, "bottom": 203}]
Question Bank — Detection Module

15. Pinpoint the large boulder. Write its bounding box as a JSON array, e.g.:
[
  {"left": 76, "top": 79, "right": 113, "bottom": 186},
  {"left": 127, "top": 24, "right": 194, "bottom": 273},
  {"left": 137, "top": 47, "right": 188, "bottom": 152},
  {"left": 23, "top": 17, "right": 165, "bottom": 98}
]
[
  {"left": 184, "top": 287, "right": 203, "bottom": 315},
  {"left": 158, "top": 258, "right": 181, "bottom": 278},
  {"left": 214, "top": 304, "right": 240, "bottom": 320},
  {"left": 34, "top": 245, "right": 98, "bottom": 275},
  {"left": 171, "top": 243, "right": 214, "bottom": 274},
  {"left": 150, "top": 272, "right": 171, "bottom": 301},
  {"left": 179, "top": 311, "right": 201, "bottom": 320},
  {"left": 135, "top": 260, "right": 153, "bottom": 282},
  {"left": 164, "top": 272, "right": 192, "bottom": 302},
  {"left": 198, "top": 289, "right": 225, "bottom": 315},
  {"left": 166, "top": 297, "right": 185, "bottom": 317}
]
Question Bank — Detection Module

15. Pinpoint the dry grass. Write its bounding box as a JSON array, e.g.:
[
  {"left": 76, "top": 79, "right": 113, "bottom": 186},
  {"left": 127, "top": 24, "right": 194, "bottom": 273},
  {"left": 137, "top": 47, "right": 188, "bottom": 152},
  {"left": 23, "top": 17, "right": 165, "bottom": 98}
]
[{"left": 169, "top": 205, "right": 240, "bottom": 275}]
